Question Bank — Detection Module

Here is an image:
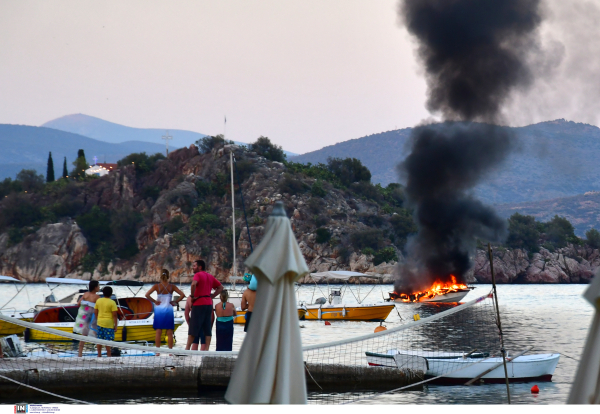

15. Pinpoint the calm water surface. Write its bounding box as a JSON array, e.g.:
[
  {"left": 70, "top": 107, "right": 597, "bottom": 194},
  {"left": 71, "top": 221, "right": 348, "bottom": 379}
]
[{"left": 0, "top": 283, "right": 594, "bottom": 404}]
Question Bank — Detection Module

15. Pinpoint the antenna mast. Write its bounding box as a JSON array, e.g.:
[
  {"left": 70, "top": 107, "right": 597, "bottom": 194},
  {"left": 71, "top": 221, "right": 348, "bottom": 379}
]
[{"left": 162, "top": 130, "right": 173, "bottom": 156}]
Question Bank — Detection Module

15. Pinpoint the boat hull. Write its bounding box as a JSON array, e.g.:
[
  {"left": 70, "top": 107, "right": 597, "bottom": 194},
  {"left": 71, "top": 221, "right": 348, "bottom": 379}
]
[
  {"left": 26, "top": 318, "right": 184, "bottom": 342},
  {"left": 366, "top": 351, "right": 560, "bottom": 383},
  {"left": 304, "top": 304, "right": 394, "bottom": 321},
  {"left": 393, "top": 290, "right": 471, "bottom": 303},
  {"left": 233, "top": 308, "right": 307, "bottom": 324},
  {"left": 0, "top": 312, "right": 34, "bottom": 335}
]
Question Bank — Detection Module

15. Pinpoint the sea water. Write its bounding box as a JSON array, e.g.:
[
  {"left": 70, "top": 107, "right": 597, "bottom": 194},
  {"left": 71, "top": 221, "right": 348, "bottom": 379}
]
[{"left": 0, "top": 283, "right": 593, "bottom": 404}]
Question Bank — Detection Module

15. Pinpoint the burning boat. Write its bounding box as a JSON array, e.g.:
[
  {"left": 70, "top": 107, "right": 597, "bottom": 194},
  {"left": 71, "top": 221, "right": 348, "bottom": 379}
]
[{"left": 387, "top": 276, "right": 474, "bottom": 303}]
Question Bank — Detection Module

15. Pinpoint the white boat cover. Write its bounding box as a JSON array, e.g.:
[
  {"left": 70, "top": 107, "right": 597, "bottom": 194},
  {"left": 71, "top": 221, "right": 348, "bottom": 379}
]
[
  {"left": 309, "top": 270, "right": 384, "bottom": 282},
  {"left": 0, "top": 275, "right": 25, "bottom": 283},
  {"left": 45, "top": 277, "right": 109, "bottom": 285}
]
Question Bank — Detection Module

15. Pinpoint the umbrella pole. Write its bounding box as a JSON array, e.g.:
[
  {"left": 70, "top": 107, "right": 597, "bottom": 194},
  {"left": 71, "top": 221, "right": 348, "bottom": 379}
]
[{"left": 488, "top": 243, "right": 511, "bottom": 404}]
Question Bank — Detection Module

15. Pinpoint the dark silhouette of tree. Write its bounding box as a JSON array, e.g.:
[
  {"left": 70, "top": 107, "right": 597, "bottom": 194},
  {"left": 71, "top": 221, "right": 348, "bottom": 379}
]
[
  {"left": 71, "top": 149, "right": 88, "bottom": 179},
  {"left": 46, "top": 152, "right": 55, "bottom": 182},
  {"left": 62, "top": 157, "right": 68, "bottom": 178},
  {"left": 585, "top": 228, "right": 600, "bottom": 249},
  {"left": 250, "top": 136, "right": 286, "bottom": 162},
  {"left": 506, "top": 213, "right": 540, "bottom": 252},
  {"left": 326, "top": 157, "right": 371, "bottom": 187}
]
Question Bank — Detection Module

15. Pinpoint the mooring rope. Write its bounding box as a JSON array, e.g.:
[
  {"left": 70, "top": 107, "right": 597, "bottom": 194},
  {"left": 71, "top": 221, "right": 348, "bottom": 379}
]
[{"left": 0, "top": 373, "right": 93, "bottom": 405}]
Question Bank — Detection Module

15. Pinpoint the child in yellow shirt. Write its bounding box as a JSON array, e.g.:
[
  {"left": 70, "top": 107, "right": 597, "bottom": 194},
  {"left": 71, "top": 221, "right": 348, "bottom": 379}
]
[{"left": 94, "top": 286, "right": 118, "bottom": 357}]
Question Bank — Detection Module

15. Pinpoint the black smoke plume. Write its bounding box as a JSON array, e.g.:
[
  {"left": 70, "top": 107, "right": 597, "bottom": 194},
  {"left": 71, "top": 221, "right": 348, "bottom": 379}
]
[{"left": 395, "top": 0, "right": 543, "bottom": 293}]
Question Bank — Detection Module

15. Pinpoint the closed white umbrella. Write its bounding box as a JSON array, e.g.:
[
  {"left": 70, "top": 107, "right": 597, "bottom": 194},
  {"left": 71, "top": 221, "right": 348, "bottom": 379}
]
[
  {"left": 568, "top": 271, "right": 600, "bottom": 404},
  {"left": 225, "top": 201, "right": 309, "bottom": 404}
]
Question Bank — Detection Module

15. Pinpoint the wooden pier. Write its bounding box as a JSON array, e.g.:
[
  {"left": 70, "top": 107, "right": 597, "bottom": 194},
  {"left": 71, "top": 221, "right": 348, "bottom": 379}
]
[{"left": 0, "top": 355, "right": 423, "bottom": 400}]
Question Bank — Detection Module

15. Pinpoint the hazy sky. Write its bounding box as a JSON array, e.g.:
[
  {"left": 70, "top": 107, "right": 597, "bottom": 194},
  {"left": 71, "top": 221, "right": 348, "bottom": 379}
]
[{"left": 1, "top": 0, "right": 599, "bottom": 154}]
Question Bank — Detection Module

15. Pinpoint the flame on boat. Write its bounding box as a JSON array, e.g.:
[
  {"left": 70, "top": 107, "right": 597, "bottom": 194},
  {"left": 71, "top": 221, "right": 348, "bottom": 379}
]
[{"left": 392, "top": 276, "right": 469, "bottom": 303}]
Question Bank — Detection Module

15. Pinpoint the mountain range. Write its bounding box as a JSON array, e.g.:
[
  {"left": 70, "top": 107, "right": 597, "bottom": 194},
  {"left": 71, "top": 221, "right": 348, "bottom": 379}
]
[
  {"left": 1, "top": 114, "right": 299, "bottom": 180},
  {"left": 42, "top": 114, "right": 203, "bottom": 146},
  {"left": 290, "top": 119, "right": 600, "bottom": 206},
  {"left": 0, "top": 125, "right": 169, "bottom": 180}
]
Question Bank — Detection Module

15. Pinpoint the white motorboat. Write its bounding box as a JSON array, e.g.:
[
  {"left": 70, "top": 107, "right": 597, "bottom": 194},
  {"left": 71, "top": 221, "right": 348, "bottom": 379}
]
[
  {"left": 0, "top": 276, "right": 35, "bottom": 335},
  {"left": 301, "top": 271, "right": 395, "bottom": 321},
  {"left": 365, "top": 349, "right": 560, "bottom": 383}
]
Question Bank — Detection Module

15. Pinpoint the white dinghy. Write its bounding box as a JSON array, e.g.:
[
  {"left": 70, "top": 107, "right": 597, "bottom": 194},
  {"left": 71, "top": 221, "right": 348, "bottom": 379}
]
[{"left": 366, "top": 349, "right": 560, "bottom": 384}]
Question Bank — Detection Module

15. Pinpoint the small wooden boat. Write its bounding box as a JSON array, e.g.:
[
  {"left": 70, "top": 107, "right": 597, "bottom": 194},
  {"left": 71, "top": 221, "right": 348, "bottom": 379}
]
[
  {"left": 27, "top": 278, "right": 183, "bottom": 342},
  {"left": 365, "top": 350, "right": 560, "bottom": 383},
  {"left": 302, "top": 271, "right": 395, "bottom": 321},
  {"left": 233, "top": 307, "right": 308, "bottom": 324},
  {"left": 303, "top": 303, "right": 395, "bottom": 321},
  {"left": 0, "top": 276, "right": 34, "bottom": 335}
]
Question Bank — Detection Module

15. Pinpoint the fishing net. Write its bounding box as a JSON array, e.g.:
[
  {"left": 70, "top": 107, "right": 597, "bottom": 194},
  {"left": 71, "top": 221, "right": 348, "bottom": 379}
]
[{"left": 0, "top": 293, "right": 500, "bottom": 405}]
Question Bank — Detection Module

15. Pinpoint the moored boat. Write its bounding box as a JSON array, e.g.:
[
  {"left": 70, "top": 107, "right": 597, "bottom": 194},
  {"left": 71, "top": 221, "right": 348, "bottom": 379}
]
[
  {"left": 26, "top": 278, "right": 183, "bottom": 342},
  {"left": 302, "top": 271, "right": 395, "bottom": 321},
  {"left": 365, "top": 349, "right": 560, "bottom": 383},
  {"left": 233, "top": 307, "right": 308, "bottom": 324},
  {"left": 0, "top": 276, "right": 34, "bottom": 335}
]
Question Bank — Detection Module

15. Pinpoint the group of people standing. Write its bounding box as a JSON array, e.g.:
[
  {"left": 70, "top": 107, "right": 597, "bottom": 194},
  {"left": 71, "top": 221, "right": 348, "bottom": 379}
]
[
  {"left": 73, "top": 281, "right": 122, "bottom": 357},
  {"left": 72, "top": 259, "right": 255, "bottom": 355},
  {"left": 146, "top": 259, "right": 256, "bottom": 352}
]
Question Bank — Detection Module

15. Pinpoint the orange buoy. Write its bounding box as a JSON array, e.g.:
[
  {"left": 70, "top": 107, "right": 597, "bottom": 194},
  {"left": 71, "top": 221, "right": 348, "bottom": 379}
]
[
  {"left": 324, "top": 321, "right": 331, "bottom": 325},
  {"left": 374, "top": 325, "right": 387, "bottom": 333},
  {"left": 531, "top": 385, "right": 539, "bottom": 394}
]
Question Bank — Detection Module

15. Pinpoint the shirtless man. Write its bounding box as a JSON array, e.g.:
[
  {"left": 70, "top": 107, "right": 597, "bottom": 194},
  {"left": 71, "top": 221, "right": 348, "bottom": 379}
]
[{"left": 241, "top": 286, "right": 256, "bottom": 333}]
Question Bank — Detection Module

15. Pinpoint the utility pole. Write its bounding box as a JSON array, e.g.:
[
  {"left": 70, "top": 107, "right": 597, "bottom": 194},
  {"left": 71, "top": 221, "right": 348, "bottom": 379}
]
[{"left": 162, "top": 130, "right": 173, "bottom": 156}]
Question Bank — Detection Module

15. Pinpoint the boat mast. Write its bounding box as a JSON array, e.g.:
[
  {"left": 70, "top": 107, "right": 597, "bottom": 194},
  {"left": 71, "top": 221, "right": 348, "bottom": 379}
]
[
  {"left": 488, "top": 243, "right": 511, "bottom": 404},
  {"left": 230, "top": 150, "right": 236, "bottom": 277}
]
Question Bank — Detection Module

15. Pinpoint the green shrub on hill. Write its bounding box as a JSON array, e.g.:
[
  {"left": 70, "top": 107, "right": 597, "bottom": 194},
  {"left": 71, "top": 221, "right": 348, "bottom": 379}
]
[
  {"left": 585, "top": 228, "right": 600, "bottom": 249},
  {"left": 278, "top": 174, "right": 309, "bottom": 195},
  {"left": 326, "top": 157, "right": 371, "bottom": 187},
  {"left": 164, "top": 216, "right": 185, "bottom": 234},
  {"left": 117, "top": 152, "right": 165, "bottom": 175},
  {"left": 506, "top": 213, "right": 540, "bottom": 252},
  {"left": 543, "top": 215, "right": 580, "bottom": 249},
  {"left": 250, "top": 136, "right": 286, "bottom": 162},
  {"left": 196, "top": 135, "right": 232, "bottom": 154},
  {"left": 189, "top": 203, "right": 220, "bottom": 231},
  {"left": 350, "top": 229, "right": 384, "bottom": 251},
  {"left": 311, "top": 180, "right": 327, "bottom": 197},
  {"left": 373, "top": 247, "right": 398, "bottom": 265},
  {"left": 315, "top": 228, "right": 331, "bottom": 244}
]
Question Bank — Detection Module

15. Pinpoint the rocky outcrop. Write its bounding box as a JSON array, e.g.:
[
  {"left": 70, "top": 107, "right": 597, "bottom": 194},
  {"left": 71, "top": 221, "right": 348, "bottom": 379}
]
[
  {"left": 0, "top": 220, "right": 87, "bottom": 282},
  {"left": 471, "top": 245, "right": 598, "bottom": 283}
]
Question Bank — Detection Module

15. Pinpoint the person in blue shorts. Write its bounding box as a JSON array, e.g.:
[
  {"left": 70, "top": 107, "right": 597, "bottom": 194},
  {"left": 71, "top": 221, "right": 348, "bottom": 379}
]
[{"left": 94, "top": 286, "right": 118, "bottom": 357}]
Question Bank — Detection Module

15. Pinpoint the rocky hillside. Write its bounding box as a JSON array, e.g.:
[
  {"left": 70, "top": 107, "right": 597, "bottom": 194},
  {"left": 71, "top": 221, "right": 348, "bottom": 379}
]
[
  {"left": 468, "top": 245, "right": 598, "bottom": 284},
  {"left": 0, "top": 143, "right": 408, "bottom": 283},
  {"left": 291, "top": 119, "right": 600, "bottom": 205},
  {"left": 494, "top": 191, "right": 600, "bottom": 237},
  {"left": 1, "top": 139, "right": 598, "bottom": 285}
]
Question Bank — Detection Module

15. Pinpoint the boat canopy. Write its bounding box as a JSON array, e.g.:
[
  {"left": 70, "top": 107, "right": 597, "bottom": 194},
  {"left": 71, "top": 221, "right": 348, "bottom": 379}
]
[
  {"left": 309, "top": 271, "right": 385, "bottom": 282},
  {"left": 0, "top": 275, "right": 25, "bottom": 283},
  {"left": 45, "top": 277, "right": 109, "bottom": 285},
  {"left": 45, "top": 278, "right": 145, "bottom": 287},
  {"left": 105, "top": 280, "right": 145, "bottom": 287}
]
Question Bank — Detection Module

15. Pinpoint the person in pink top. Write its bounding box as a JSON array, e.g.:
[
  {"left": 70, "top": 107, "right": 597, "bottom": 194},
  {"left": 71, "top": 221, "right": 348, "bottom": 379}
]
[{"left": 187, "top": 259, "right": 223, "bottom": 351}]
